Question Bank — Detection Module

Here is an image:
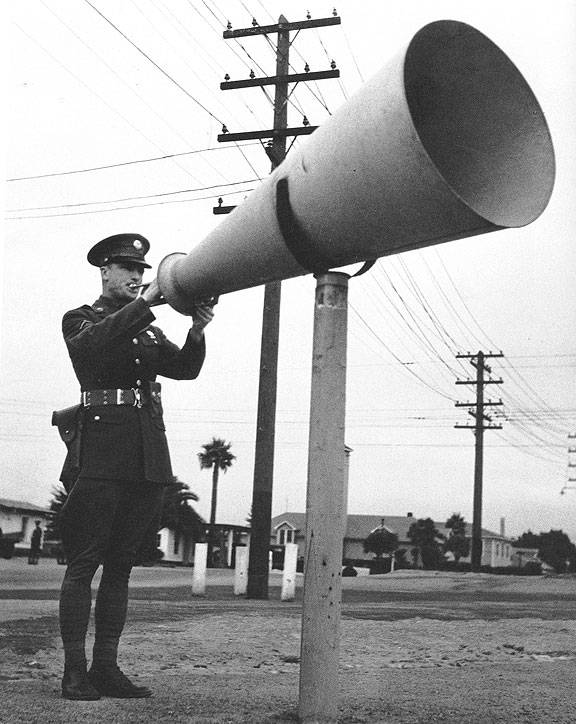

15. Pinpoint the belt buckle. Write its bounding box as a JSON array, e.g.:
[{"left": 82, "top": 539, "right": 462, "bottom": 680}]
[
  {"left": 81, "top": 391, "right": 89, "bottom": 407},
  {"left": 132, "top": 388, "right": 142, "bottom": 408}
]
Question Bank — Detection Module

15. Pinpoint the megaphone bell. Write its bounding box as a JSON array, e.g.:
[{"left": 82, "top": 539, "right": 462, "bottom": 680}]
[{"left": 158, "top": 20, "right": 555, "bottom": 314}]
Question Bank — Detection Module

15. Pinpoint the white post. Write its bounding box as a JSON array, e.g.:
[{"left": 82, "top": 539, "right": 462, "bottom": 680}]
[
  {"left": 192, "top": 542, "right": 208, "bottom": 596},
  {"left": 234, "top": 546, "right": 249, "bottom": 595},
  {"left": 269, "top": 550, "right": 273, "bottom": 571},
  {"left": 281, "top": 543, "right": 298, "bottom": 601},
  {"left": 299, "top": 272, "right": 349, "bottom": 724},
  {"left": 227, "top": 529, "right": 234, "bottom": 567}
]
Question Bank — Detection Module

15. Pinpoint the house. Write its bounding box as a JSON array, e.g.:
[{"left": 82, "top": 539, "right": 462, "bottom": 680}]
[
  {"left": 0, "top": 498, "right": 51, "bottom": 556},
  {"left": 157, "top": 523, "right": 249, "bottom": 566},
  {"left": 270, "top": 511, "right": 514, "bottom": 569}
]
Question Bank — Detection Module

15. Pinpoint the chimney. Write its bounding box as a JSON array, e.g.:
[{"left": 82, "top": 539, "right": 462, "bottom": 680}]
[{"left": 500, "top": 517, "right": 506, "bottom": 537}]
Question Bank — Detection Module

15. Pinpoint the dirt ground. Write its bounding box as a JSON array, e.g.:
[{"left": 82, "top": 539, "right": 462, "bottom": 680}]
[{"left": 1, "top": 561, "right": 576, "bottom": 723}]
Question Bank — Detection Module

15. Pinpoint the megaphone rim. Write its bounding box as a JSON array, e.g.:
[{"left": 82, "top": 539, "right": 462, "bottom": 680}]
[{"left": 403, "top": 19, "right": 555, "bottom": 229}]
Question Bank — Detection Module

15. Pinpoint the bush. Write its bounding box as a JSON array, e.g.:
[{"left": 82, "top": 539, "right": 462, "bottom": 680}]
[
  {"left": 342, "top": 565, "right": 358, "bottom": 577},
  {"left": 369, "top": 558, "right": 392, "bottom": 575}
]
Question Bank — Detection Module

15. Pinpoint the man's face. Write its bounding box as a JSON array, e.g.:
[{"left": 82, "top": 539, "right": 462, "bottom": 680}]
[{"left": 101, "top": 262, "right": 145, "bottom": 304}]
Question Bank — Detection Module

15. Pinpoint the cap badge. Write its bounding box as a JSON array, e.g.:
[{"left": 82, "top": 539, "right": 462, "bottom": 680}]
[{"left": 133, "top": 239, "right": 143, "bottom": 250}]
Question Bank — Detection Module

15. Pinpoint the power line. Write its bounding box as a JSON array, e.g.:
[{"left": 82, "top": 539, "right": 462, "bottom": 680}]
[
  {"left": 37, "top": 0, "right": 219, "bottom": 186},
  {"left": 83, "top": 0, "right": 224, "bottom": 124},
  {"left": 6, "top": 186, "right": 254, "bottom": 220},
  {"left": 8, "top": 178, "right": 259, "bottom": 212},
  {"left": 7, "top": 144, "right": 260, "bottom": 182}
]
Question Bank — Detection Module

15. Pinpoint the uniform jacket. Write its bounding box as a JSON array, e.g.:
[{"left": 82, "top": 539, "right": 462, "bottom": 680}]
[{"left": 62, "top": 295, "right": 205, "bottom": 484}]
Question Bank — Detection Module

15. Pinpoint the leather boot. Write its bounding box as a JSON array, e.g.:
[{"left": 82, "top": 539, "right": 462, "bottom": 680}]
[
  {"left": 88, "top": 665, "right": 152, "bottom": 698},
  {"left": 62, "top": 666, "right": 101, "bottom": 700}
]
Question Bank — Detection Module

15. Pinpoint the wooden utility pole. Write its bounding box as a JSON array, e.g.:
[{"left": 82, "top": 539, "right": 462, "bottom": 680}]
[
  {"left": 455, "top": 351, "right": 504, "bottom": 571},
  {"left": 218, "top": 12, "right": 341, "bottom": 599}
]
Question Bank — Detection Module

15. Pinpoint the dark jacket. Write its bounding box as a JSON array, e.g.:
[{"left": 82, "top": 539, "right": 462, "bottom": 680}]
[{"left": 62, "top": 295, "right": 205, "bottom": 484}]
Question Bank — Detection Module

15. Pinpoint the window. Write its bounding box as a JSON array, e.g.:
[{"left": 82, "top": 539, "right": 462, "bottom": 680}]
[
  {"left": 173, "top": 532, "right": 180, "bottom": 555},
  {"left": 277, "top": 527, "right": 294, "bottom": 545}
]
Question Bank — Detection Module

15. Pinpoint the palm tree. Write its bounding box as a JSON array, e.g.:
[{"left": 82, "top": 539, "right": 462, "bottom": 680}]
[
  {"left": 198, "top": 438, "right": 236, "bottom": 526},
  {"left": 137, "top": 475, "right": 204, "bottom": 565},
  {"left": 198, "top": 438, "right": 235, "bottom": 567},
  {"left": 45, "top": 484, "right": 68, "bottom": 542}
]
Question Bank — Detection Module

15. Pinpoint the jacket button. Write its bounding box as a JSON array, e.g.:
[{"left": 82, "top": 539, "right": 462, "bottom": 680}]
[
  {"left": 136, "top": 379, "right": 142, "bottom": 386},
  {"left": 135, "top": 358, "right": 141, "bottom": 365},
  {"left": 133, "top": 338, "right": 138, "bottom": 344}
]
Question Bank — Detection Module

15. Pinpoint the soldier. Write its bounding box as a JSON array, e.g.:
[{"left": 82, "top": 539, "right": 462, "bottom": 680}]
[
  {"left": 57, "top": 233, "right": 214, "bottom": 701},
  {"left": 28, "top": 520, "right": 42, "bottom": 564}
]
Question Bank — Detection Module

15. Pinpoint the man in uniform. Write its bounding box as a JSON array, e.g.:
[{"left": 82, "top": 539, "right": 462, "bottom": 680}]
[
  {"left": 58, "top": 233, "right": 214, "bottom": 701},
  {"left": 28, "top": 520, "right": 43, "bottom": 564}
]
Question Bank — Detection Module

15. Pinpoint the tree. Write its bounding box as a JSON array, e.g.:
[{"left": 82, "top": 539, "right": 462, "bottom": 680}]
[
  {"left": 514, "top": 529, "right": 576, "bottom": 573},
  {"left": 443, "top": 513, "right": 470, "bottom": 564},
  {"left": 45, "top": 484, "right": 68, "bottom": 542},
  {"left": 363, "top": 528, "right": 399, "bottom": 559},
  {"left": 408, "top": 518, "right": 445, "bottom": 570},
  {"left": 538, "top": 530, "right": 576, "bottom": 573},
  {"left": 198, "top": 438, "right": 236, "bottom": 526},
  {"left": 198, "top": 438, "right": 236, "bottom": 566},
  {"left": 514, "top": 530, "right": 541, "bottom": 549},
  {"left": 161, "top": 477, "right": 205, "bottom": 541}
]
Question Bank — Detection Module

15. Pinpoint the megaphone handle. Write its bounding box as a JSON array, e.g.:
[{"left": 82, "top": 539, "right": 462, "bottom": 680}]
[
  {"left": 276, "top": 178, "right": 333, "bottom": 275},
  {"left": 276, "top": 178, "right": 376, "bottom": 279}
]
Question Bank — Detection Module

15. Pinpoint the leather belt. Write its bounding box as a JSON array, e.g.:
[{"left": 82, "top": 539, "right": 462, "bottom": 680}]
[{"left": 82, "top": 388, "right": 145, "bottom": 408}]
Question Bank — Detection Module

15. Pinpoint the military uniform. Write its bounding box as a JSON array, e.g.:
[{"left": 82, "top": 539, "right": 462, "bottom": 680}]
[
  {"left": 57, "top": 233, "right": 208, "bottom": 701},
  {"left": 62, "top": 294, "right": 205, "bottom": 482}
]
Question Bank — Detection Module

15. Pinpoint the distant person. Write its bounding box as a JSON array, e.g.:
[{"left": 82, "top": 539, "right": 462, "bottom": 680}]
[
  {"left": 28, "top": 521, "right": 42, "bottom": 565},
  {"left": 55, "top": 234, "right": 214, "bottom": 701}
]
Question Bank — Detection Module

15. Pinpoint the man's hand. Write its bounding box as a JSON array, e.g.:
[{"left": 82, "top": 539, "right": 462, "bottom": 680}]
[
  {"left": 190, "top": 301, "right": 215, "bottom": 342},
  {"left": 140, "top": 278, "right": 163, "bottom": 306}
]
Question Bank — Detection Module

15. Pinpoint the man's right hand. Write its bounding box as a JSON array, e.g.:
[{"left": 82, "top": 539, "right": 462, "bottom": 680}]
[{"left": 140, "top": 278, "right": 163, "bottom": 306}]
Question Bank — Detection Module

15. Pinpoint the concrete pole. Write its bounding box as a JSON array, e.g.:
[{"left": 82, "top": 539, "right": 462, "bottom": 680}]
[
  {"left": 299, "top": 272, "right": 349, "bottom": 724},
  {"left": 281, "top": 542, "right": 298, "bottom": 601},
  {"left": 227, "top": 529, "right": 234, "bottom": 568},
  {"left": 192, "top": 542, "right": 208, "bottom": 596},
  {"left": 234, "top": 546, "right": 249, "bottom": 595}
]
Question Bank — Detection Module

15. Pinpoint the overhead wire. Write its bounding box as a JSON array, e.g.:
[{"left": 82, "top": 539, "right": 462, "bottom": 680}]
[
  {"left": 11, "top": 21, "right": 211, "bottom": 187},
  {"left": 130, "top": 0, "right": 260, "bottom": 181},
  {"left": 7, "top": 143, "right": 261, "bottom": 182},
  {"left": 348, "top": 301, "right": 456, "bottom": 402},
  {"left": 83, "top": 0, "right": 263, "bottom": 181},
  {"left": 39, "top": 0, "right": 225, "bottom": 186},
  {"left": 6, "top": 186, "right": 255, "bottom": 220},
  {"left": 7, "top": 178, "right": 259, "bottom": 213}
]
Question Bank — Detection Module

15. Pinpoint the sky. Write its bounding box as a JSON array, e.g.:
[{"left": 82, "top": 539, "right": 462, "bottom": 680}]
[{"left": 2, "top": 0, "right": 575, "bottom": 541}]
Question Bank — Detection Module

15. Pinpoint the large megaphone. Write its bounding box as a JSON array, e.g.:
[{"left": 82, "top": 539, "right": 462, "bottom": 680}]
[{"left": 158, "top": 20, "right": 555, "bottom": 313}]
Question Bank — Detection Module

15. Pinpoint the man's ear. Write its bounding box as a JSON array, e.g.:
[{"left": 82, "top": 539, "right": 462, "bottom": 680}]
[{"left": 100, "top": 265, "right": 109, "bottom": 281}]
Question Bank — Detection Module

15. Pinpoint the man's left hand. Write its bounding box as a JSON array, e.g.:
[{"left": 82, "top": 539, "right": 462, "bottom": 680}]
[{"left": 190, "top": 302, "right": 215, "bottom": 342}]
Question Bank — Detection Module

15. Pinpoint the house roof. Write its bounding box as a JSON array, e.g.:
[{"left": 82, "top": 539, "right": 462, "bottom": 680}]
[
  {"left": 271, "top": 512, "right": 509, "bottom": 542},
  {"left": 0, "top": 498, "right": 50, "bottom": 515}
]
